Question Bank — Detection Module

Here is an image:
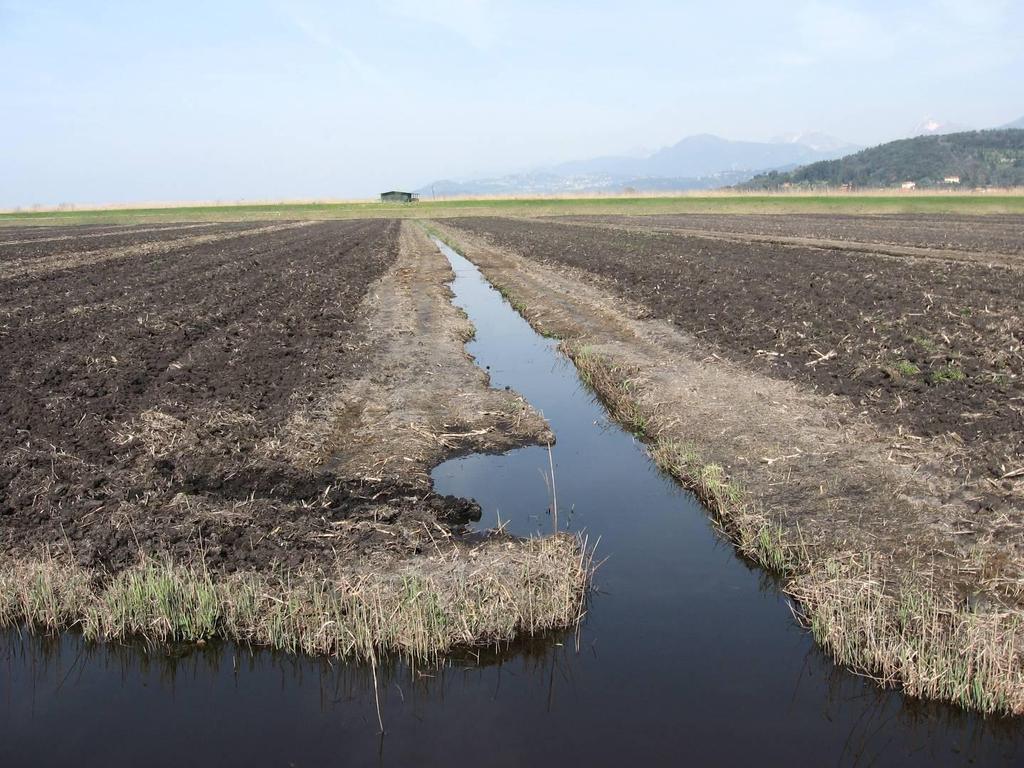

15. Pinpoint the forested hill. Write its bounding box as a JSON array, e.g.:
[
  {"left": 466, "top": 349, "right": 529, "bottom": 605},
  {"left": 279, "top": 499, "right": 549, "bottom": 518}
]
[{"left": 742, "top": 129, "right": 1024, "bottom": 189}]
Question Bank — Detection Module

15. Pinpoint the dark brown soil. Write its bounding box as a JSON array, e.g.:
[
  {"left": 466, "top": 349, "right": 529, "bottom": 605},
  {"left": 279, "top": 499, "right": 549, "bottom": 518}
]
[
  {"left": 0, "top": 220, "right": 480, "bottom": 576},
  {"left": 447, "top": 216, "right": 1024, "bottom": 502},
  {"left": 558, "top": 212, "right": 1024, "bottom": 255},
  {"left": 0, "top": 222, "right": 209, "bottom": 243},
  {"left": 0, "top": 221, "right": 260, "bottom": 262}
]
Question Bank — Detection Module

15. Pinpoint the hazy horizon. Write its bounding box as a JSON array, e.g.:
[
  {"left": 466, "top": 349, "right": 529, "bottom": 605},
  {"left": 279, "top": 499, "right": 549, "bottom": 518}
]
[{"left": 3, "top": 0, "right": 1022, "bottom": 207}]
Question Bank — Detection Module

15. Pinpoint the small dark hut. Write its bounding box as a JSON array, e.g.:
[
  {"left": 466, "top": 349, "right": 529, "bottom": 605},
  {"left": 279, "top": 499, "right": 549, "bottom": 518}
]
[{"left": 380, "top": 190, "right": 418, "bottom": 203}]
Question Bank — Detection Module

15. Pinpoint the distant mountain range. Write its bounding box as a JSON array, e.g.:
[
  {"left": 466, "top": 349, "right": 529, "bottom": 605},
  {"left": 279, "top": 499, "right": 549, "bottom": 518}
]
[
  {"left": 742, "top": 128, "right": 1024, "bottom": 190},
  {"left": 418, "top": 115, "right": 1024, "bottom": 196},
  {"left": 419, "top": 133, "right": 860, "bottom": 197}
]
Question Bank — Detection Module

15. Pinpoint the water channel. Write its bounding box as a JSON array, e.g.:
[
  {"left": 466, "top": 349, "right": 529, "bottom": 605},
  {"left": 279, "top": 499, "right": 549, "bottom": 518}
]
[{"left": 0, "top": 239, "right": 1018, "bottom": 766}]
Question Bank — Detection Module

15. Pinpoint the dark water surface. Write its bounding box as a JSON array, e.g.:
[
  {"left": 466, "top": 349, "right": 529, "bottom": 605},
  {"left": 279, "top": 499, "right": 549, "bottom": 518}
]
[{"left": 1, "top": 239, "right": 1020, "bottom": 766}]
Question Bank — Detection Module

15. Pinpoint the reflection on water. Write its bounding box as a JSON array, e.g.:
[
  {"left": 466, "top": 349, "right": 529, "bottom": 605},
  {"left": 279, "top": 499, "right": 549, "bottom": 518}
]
[
  {"left": 0, "top": 239, "right": 1020, "bottom": 766},
  {"left": 3, "top": 627, "right": 1018, "bottom": 767}
]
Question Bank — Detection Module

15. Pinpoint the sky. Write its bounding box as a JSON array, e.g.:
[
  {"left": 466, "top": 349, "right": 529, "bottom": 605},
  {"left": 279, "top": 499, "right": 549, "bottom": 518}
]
[{"left": 2, "top": 0, "right": 1022, "bottom": 207}]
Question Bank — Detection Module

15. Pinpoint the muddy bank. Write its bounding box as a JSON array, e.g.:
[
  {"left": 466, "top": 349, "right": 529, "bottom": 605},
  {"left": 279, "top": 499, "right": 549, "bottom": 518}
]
[
  {"left": 433, "top": 218, "right": 1024, "bottom": 713},
  {"left": 328, "top": 222, "right": 552, "bottom": 487},
  {"left": 0, "top": 219, "right": 585, "bottom": 657}
]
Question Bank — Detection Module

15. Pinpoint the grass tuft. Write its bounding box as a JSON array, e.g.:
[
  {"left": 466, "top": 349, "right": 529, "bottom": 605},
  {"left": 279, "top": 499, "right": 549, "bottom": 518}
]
[
  {"left": 0, "top": 536, "right": 593, "bottom": 662},
  {"left": 792, "top": 559, "right": 1024, "bottom": 714},
  {"left": 567, "top": 345, "right": 650, "bottom": 436},
  {"left": 931, "top": 363, "right": 966, "bottom": 383},
  {"left": 884, "top": 359, "right": 921, "bottom": 378}
]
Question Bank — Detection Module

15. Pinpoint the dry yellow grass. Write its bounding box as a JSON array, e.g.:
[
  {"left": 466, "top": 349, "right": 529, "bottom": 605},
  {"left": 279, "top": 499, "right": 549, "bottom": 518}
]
[{"left": 0, "top": 534, "right": 593, "bottom": 661}]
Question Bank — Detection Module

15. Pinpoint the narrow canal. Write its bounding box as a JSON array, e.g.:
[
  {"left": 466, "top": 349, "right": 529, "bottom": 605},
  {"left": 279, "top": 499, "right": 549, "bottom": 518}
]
[{"left": 0, "top": 239, "right": 1018, "bottom": 766}]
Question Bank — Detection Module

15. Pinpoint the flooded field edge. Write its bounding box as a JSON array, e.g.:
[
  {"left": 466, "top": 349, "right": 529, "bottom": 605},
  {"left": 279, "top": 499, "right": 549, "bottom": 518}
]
[
  {"left": 2, "top": 221, "right": 1023, "bottom": 767},
  {"left": 428, "top": 220, "right": 1024, "bottom": 718}
]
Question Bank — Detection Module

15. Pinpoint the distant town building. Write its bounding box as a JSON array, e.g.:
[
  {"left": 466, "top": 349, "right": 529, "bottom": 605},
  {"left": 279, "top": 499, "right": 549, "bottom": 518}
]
[
  {"left": 380, "top": 191, "right": 418, "bottom": 203},
  {"left": 943, "top": 176, "right": 961, "bottom": 184},
  {"left": 900, "top": 181, "right": 917, "bottom": 190}
]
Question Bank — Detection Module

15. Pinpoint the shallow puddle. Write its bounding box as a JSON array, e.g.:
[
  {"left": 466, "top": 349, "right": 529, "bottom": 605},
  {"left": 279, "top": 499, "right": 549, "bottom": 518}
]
[{"left": 1, "top": 238, "right": 1020, "bottom": 766}]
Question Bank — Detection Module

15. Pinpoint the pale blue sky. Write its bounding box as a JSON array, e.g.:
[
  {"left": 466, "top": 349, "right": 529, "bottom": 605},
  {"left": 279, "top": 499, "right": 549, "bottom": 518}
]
[{"left": 2, "top": 0, "right": 1022, "bottom": 206}]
